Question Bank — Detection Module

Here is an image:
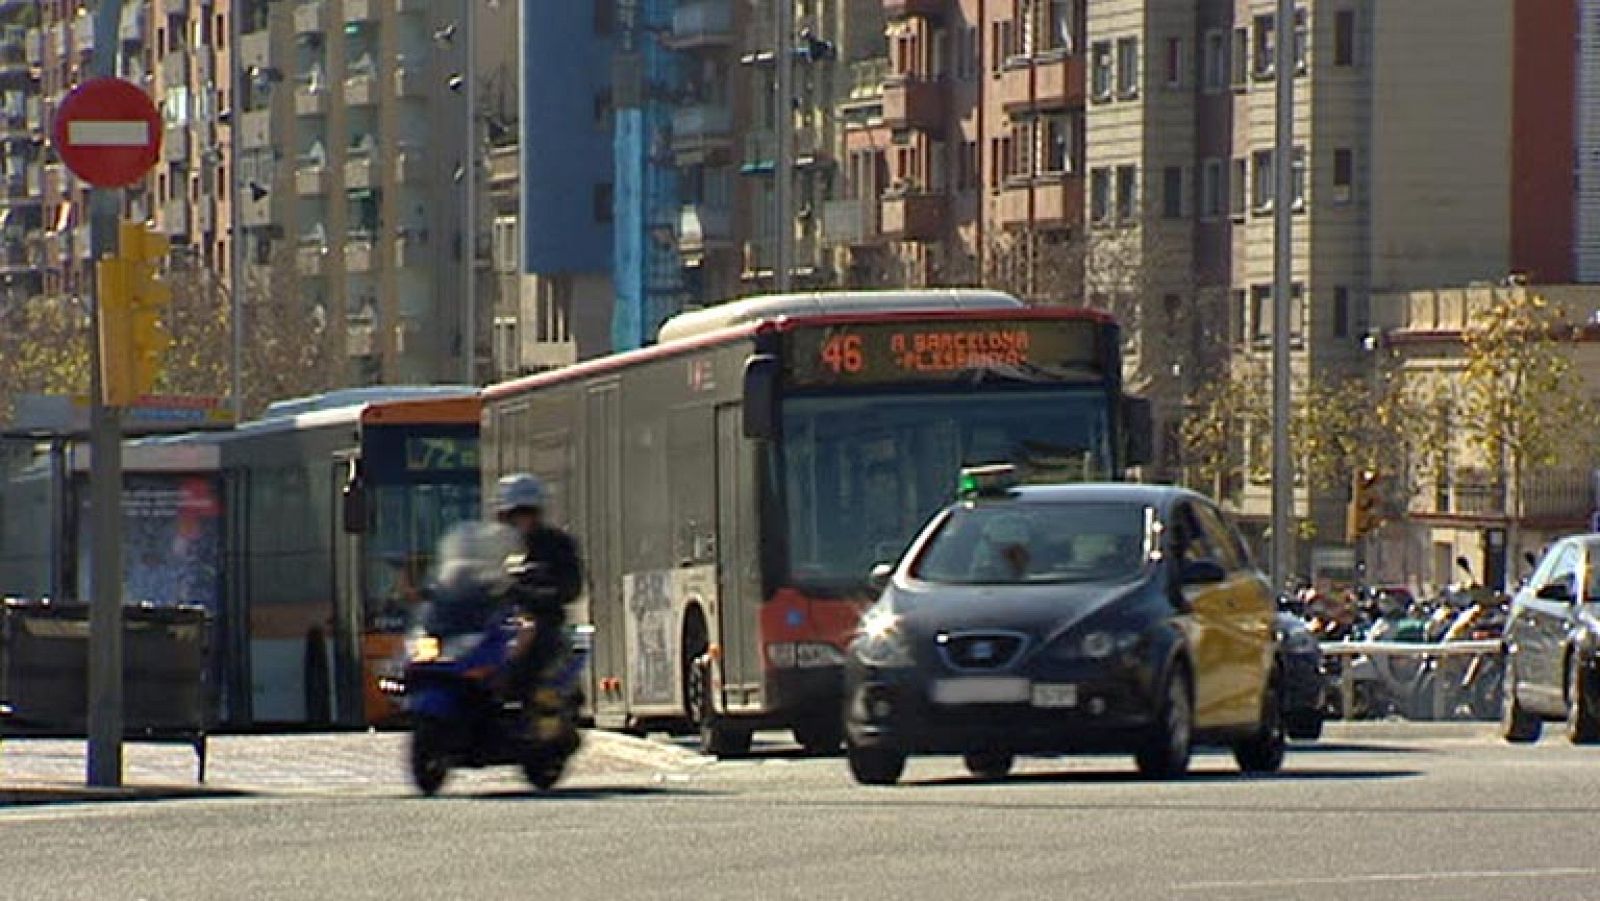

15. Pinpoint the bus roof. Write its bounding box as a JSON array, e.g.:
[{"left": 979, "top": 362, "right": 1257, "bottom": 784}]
[
  {"left": 259, "top": 385, "right": 476, "bottom": 421},
  {"left": 361, "top": 395, "right": 481, "bottom": 427},
  {"left": 236, "top": 386, "right": 479, "bottom": 438},
  {"left": 655, "top": 289, "right": 1023, "bottom": 344}
]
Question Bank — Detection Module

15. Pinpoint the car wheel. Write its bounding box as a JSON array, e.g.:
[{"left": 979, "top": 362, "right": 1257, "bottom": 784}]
[
  {"left": 1500, "top": 656, "right": 1543, "bottom": 744},
  {"left": 1136, "top": 665, "right": 1192, "bottom": 780},
  {"left": 1284, "top": 708, "right": 1324, "bottom": 742},
  {"left": 409, "top": 719, "right": 450, "bottom": 797},
  {"left": 847, "top": 745, "right": 907, "bottom": 786},
  {"left": 1566, "top": 660, "right": 1600, "bottom": 745},
  {"left": 793, "top": 716, "right": 844, "bottom": 756},
  {"left": 962, "top": 751, "right": 1015, "bottom": 781},
  {"left": 1233, "top": 673, "right": 1287, "bottom": 774}
]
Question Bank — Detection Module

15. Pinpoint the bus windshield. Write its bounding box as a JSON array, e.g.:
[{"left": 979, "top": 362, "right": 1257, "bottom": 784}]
[{"left": 781, "top": 388, "right": 1112, "bottom": 589}]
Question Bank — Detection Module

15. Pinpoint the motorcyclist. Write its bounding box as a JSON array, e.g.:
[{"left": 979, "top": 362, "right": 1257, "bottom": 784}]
[{"left": 494, "top": 474, "right": 584, "bottom": 711}]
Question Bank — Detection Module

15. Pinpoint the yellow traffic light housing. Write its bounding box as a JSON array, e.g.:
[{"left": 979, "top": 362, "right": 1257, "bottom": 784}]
[
  {"left": 1345, "top": 469, "right": 1383, "bottom": 545},
  {"left": 96, "top": 220, "right": 172, "bottom": 407}
]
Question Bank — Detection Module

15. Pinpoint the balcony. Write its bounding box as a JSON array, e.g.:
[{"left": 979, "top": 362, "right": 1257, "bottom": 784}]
[
  {"left": 671, "top": 103, "right": 733, "bottom": 156},
  {"left": 161, "top": 199, "right": 191, "bottom": 239},
  {"left": 240, "top": 109, "right": 272, "bottom": 150},
  {"left": 822, "top": 199, "right": 882, "bottom": 247},
  {"left": 393, "top": 147, "right": 424, "bottom": 183},
  {"left": 297, "top": 242, "right": 327, "bottom": 276},
  {"left": 740, "top": 130, "right": 776, "bottom": 174},
  {"left": 394, "top": 0, "right": 429, "bottom": 13},
  {"left": 239, "top": 30, "right": 271, "bottom": 71},
  {"left": 162, "top": 126, "right": 190, "bottom": 162},
  {"left": 677, "top": 204, "right": 732, "bottom": 255},
  {"left": 24, "top": 27, "right": 39, "bottom": 67},
  {"left": 996, "top": 175, "right": 1084, "bottom": 229},
  {"left": 345, "top": 235, "right": 375, "bottom": 273},
  {"left": 295, "top": 163, "right": 330, "bottom": 196},
  {"left": 295, "top": 83, "right": 328, "bottom": 117},
  {"left": 0, "top": 49, "right": 29, "bottom": 87},
  {"left": 666, "top": 1, "right": 733, "bottom": 51},
  {"left": 394, "top": 231, "right": 426, "bottom": 268},
  {"left": 883, "top": 0, "right": 945, "bottom": 21},
  {"left": 344, "top": 71, "right": 378, "bottom": 107},
  {"left": 0, "top": 174, "right": 33, "bottom": 204},
  {"left": 161, "top": 51, "right": 189, "bottom": 87},
  {"left": 294, "top": 2, "right": 326, "bottom": 35},
  {"left": 344, "top": 150, "right": 378, "bottom": 190},
  {"left": 393, "top": 66, "right": 427, "bottom": 100},
  {"left": 880, "top": 191, "right": 946, "bottom": 242},
  {"left": 240, "top": 187, "right": 275, "bottom": 228},
  {"left": 346, "top": 317, "right": 376, "bottom": 358},
  {"left": 343, "top": 0, "right": 377, "bottom": 26},
  {"left": 883, "top": 76, "right": 944, "bottom": 132}
]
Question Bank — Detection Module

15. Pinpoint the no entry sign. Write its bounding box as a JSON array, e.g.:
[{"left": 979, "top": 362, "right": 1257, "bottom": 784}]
[{"left": 52, "top": 78, "right": 162, "bottom": 189}]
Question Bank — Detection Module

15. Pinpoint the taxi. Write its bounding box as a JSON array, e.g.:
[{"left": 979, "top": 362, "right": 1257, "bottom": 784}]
[{"left": 843, "top": 468, "right": 1283, "bottom": 785}]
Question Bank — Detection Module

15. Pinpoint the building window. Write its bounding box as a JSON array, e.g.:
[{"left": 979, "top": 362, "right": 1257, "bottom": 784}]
[
  {"left": 1253, "top": 14, "right": 1275, "bottom": 79},
  {"left": 1162, "top": 166, "right": 1183, "bottom": 219},
  {"left": 1042, "top": 115, "right": 1071, "bottom": 174},
  {"left": 1333, "top": 147, "right": 1354, "bottom": 204},
  {"left": 1092, "top": 41, "right": 1113, "bottom": 100},
  {"left": 492, "top": 216, "right": 519, "bottom": 274},
  {"left": 1293, "top": 8, "right": 1308, "bottom": 74},
  {"left": 1292, "top": 147, "right": 1306, "bottom": 211},
  {"left": 1231, "top": 288, "right": 1248, "bottom": 345},
  {"left": 1232, "top": 27, "right": 1249, "bottom": 87},
  {"left": 1251, "top": 150, "right": 1274, "bottom": 213},
  {"left": 1116, "top": 37, "right": 1139, "bottom": 97},
  {"left": 1251, "top": 282, "right": 1306, "bottom": 345},
  {"left": 993, "top": 20, "right": 1015, "bottom": 72},
  {"left": 1090, "top": 167, "right": 1111, "bottom": 224},
  {"left": 1230, "top": 157, "right": 1247, "bottom": 219},
  {"left": 1202, "top": 29, "right": 1226, "bottom": 93},
  {"left": 958, "top": 140, "right": 979, "bottom": 190},
  {"left": 1164, "top": 37, "right": 1183, "bottom": 88},
  {"left": 1115, "top": 165, "right": 1137, "bottom": 222},
  {"left": 1333, "top": 285, "right": 1350, "bottom": 339},
  {"left": 1046, "top": 0, "right": 1075, "bottom": 54},
  {"left": 593, "top": 183, "right": 613, "bottom": 224},
  {"left": 1201, "top": 158, "right": 1223, "bottom": 220},
  {"left": 1334, "top": 10, "right": 1356, "bottom": 67}
]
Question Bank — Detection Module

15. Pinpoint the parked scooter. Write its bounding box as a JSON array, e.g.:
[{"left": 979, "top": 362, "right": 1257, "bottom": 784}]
[{"left": 382, "top": 522, "right": 590, "bottom": 796}]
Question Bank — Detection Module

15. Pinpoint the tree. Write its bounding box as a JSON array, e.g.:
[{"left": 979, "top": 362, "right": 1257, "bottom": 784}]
[
  {"left": 0, "top": 294, "right": 92, "bottom": 422},
  {"left": 1457, "top": 289, "right": 1594, "bottom": 555}
]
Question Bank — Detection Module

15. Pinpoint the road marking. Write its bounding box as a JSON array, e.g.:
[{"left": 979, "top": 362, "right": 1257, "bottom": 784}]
[
  {"left": 67, "top": 121, "right": 150, "bottom": 146},
  {"left": 1175, "top": 867, "right": 1600, "bottom": 892}
]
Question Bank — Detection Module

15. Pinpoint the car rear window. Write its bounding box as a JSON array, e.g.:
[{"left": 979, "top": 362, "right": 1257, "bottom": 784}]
[{"left": 911, "top": 502, "right": 1154, "bottom": 586}]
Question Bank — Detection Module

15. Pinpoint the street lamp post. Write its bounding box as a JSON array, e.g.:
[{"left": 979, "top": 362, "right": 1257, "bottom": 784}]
[{"left": 1269, "top": 0, "right": 1296, "bottom": 590}]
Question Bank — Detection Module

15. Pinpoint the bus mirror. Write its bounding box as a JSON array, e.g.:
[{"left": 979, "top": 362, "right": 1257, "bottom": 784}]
[
  {"left": 1123, "top": 396, "right": 1153, "bottom": 469},
  {"left": 743, "top": 355, "right": 780, "bottom": 441},
  {"left": 342, "top": 469, "right": 367, "bottom": 534}
]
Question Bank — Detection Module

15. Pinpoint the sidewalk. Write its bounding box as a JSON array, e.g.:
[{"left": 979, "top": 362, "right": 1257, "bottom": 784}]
[{"left": 0, "top": 730, "right": 704, "bottom": 805}]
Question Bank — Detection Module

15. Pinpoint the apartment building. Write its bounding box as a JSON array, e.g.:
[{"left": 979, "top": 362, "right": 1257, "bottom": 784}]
[
  {"left": 236, "top": 0, "right": 488, "bottom": 385},
  {"left": 0, "top": 0, "right": 41, "bottom": 307}
]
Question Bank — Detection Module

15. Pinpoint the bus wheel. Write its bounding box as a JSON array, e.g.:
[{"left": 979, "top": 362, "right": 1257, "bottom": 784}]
[{"left": 683, "top": 616, "right": 751, "bottom": 759}]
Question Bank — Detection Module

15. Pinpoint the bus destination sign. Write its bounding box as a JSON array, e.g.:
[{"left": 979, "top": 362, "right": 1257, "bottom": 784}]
[{"left": 785, "top": 318, "right": 1103, "bottom": 387}]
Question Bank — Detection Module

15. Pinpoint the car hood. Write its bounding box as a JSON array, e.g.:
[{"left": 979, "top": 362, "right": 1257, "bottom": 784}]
[{"left": 885, "top": 576, "right": 1152, "bottom": 645}]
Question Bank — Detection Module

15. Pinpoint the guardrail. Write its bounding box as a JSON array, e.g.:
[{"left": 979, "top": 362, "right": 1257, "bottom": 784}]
[{"left": 1320, "top": 640, "right": 1502, "bottom": 722}]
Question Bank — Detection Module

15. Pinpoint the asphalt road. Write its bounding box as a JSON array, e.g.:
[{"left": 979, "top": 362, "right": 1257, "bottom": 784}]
[{"left": 4, "top": 725, "right": 1600, "bottom": 901}]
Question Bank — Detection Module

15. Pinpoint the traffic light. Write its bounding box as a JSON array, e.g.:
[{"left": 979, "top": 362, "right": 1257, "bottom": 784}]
[
  {"left": 1345, "top": 469, "right": 1383, "bottom": 545},
  {"left": 97, "top": 220, "right": 171, "bottom": 407}
]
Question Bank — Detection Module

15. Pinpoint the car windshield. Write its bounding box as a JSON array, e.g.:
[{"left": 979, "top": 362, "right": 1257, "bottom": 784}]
[
  {"left": 782, "top": 389, "right": 1112, "bottom": 589},
  {"left": 911, "top": 502, "right": 1155, "bottom": 586}
]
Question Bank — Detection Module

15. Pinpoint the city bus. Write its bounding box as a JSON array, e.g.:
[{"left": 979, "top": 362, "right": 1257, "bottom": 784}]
[
  {"left": 0, "top": 386, "right": 481, "bottom": 730},
  {"left": 481, "top": 290, "right": 1151, "bottom": 755}
]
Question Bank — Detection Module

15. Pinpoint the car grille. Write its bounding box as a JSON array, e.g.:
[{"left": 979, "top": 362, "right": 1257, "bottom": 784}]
[{"left": 939, "top": 632, "right": 1027, "bottom": 671}]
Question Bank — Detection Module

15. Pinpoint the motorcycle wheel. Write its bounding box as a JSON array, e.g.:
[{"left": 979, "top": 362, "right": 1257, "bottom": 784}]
[
  {"left": 521, "top": 751, "right": 567, "bottom": 791},
  {"left": 410, "top": 720, "right": 450, "bottom": 797},
  {"left": 1468, "top": 662, "right": 1504, "bottom": 721}
]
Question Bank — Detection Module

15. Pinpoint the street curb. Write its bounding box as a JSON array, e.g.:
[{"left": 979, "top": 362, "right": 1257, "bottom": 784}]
[
  {"left": 580, "top": 729, "right": 710, "bottom": 771},
  {"left": 0, "top": 785, "right": 251, "bottom": 808}
]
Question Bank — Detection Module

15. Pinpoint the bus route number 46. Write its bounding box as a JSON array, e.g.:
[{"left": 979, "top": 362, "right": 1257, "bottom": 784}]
[{"left": 821, "top": 334, "right": 864, "bottom": 374}]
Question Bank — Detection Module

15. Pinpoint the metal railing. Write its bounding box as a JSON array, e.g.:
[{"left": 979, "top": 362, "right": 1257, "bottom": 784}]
[{"left": 1320, "top": 639, "right": 1501, "bottom": 722}]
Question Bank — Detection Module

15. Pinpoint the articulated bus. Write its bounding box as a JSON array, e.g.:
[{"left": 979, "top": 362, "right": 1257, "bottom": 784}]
[
  {"left": 482, "top": 290, "right": 1150, "bottom": 754},
  {"left": 0, "top": 387, "right": 481, "bottom": 730}
]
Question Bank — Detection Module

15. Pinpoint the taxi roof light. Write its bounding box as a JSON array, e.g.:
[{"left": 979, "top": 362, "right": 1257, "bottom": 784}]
[{"left": 958, "top": 464, "right": 1019, "bottom": 500}]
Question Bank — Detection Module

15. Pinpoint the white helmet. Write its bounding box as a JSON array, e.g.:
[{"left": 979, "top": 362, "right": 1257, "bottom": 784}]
[{"left": 495, "top": 473, "right": 545, "bottom": 514}]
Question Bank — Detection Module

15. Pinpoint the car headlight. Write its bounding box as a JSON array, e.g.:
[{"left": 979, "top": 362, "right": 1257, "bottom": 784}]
[
  {"left": 853, "top": 608, "right": 914, "bottom": 668},
  {"left": 1052, "top": 630, "right": 1141, "bottom": 661}
]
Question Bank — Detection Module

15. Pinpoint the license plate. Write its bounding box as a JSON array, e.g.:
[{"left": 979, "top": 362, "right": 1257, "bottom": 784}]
[
  {"left": 1031, "top": 683, "right": 1078, "bottom": 708},
  {"left": 931, "top": 678, "right": 1031, "bottom": 705}
]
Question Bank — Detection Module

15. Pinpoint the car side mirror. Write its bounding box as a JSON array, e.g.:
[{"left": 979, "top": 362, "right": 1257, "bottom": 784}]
[
  {"left": 742, "top": 354, "right": 780, "bottom": 441},
  {"left": 868, "top": 562, "right": 894, "bottom": 592},
  {"left": 1180, "top": 558, "right": 1228, "bottom": 587},
  {"left": 1537, "top": 581, "right": 1575, "bottom": 603},
  {"left": 341, "top": 465, "right": 367, "bottom": 534}
]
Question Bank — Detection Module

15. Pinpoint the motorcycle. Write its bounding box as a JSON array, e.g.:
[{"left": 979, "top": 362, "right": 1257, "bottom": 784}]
[{"left": 381, "top": 522, "right": 591, "bottom": 797}]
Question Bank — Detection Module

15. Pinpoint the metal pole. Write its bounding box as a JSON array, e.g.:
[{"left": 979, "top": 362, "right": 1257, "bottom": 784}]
[
  {"left": 86, "top": 0, "right": 126, "bottom": 789},
  {"left": 229, "top": 0, "right": 245, "bottom": 420},
  {"left": 773, "top": 0, "right": 794, "bottom": 292},
  {"left": 1269, "top": 0, "right": 1295, "bottom": 591},
  {"left": 462, "top": 0, "right": 478, "bottom": 383}
]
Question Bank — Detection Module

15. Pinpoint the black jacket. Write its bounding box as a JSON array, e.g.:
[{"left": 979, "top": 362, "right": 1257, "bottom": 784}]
[{"left": 509, "top": 525, "right": 583, "bottom": 620}]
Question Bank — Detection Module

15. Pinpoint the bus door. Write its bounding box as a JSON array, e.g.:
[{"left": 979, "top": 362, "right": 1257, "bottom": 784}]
[
  {"left": 584, "top": 385, "right": 624, "bottom": 722},
  {"left": 716, "top": 404, "right": 763, "bottom": 713},
  {"left": 329, "top": 452, "right": 366, "bottom": 728}
]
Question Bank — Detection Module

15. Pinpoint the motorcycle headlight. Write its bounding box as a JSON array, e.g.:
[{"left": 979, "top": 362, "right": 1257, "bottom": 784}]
[
  {"left": 406, "top": 630, "right": 440, "bottom": 663},
  {"left": 853, "top": 608, "right": 914, "bottom": 669},
  {"left": 1052, "top": 630, "right": 1141, "bottom": 661}
]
